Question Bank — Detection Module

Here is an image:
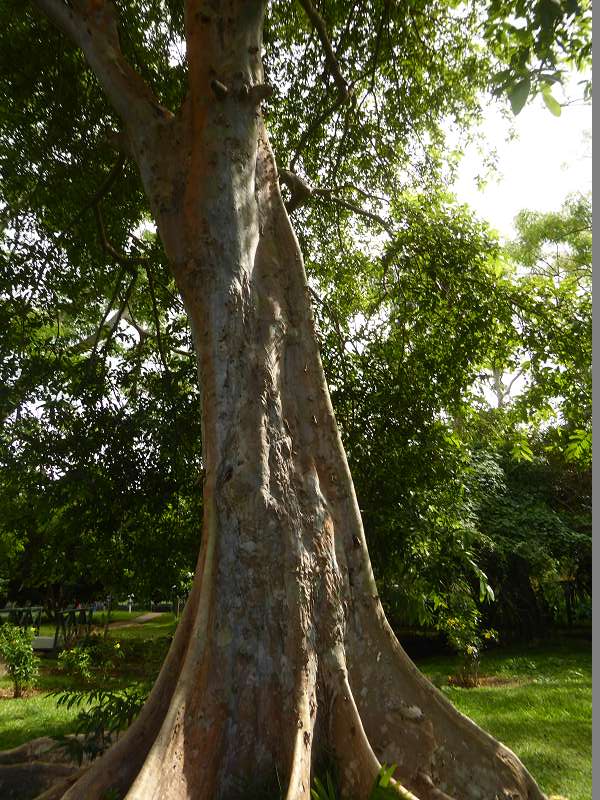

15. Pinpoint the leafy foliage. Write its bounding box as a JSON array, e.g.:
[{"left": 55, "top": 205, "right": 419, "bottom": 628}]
[
  {"left": 52, "top": 685, "right": 148, "bottom": 764},
  {"left": 485, "top": 0, "right": 592, "bottom": 113},
  {"left": 0, "top": 622, "right": 39, "bottom": 697},
  {"left": 58, "top": 647, "right": 94, "bottom": 682},
  {"left": 0, "top": 0, "right": 591, "bottom": 655},
  {"left": 58, "top": 636, "right": 124, "bottom": 682},
  {"left": 311, "top": 764, "right": 401, "bottom": 800}
]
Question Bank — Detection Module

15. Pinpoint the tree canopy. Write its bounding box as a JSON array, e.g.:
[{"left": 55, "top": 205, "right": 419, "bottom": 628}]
[
  {"left": 0, "top": 0, "right": 592, "bottom": 630},
  {"left": 0, "top": 1, "right": 592, "bottom": 797}
]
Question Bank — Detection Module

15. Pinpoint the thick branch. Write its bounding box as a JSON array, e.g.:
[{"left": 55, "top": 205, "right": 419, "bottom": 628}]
[
  {"left": 278, "top": 169, "right": 313, "bottom": 214},
  {"left": 279, "top": 170, "right": 393, "bottom": 234},
  {"left": 32, "top": 0, "right": 166, "bottom": 129},
  {"left": 297, "top": 0, "right": 349, "bottom": 101},
  {"left": 93, "top": 205, "right": 150, "bottom": 266}
]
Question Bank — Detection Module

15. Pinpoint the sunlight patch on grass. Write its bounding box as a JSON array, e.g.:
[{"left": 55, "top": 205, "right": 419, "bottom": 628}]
[{"left": 417, "top": 640, "right": 592, "bottom": 800}]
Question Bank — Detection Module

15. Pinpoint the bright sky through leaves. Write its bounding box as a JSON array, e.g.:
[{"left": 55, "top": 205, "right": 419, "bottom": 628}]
[{"left": 453, "top": 91, "right": 591, "bottom": 239}]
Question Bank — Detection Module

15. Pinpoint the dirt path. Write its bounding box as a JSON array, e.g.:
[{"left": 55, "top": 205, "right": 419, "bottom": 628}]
[{"left": 106, "top": 612, "right": 165, "bottom": 629}]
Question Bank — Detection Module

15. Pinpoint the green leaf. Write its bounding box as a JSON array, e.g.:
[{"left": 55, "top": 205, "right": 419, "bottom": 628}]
[
  {"left": 542, "top": 88, "right": 562, "bottom": 116},
  {"left": 326, "top": 773, "right": 337, "bottom": 800},
  {"left": 508, "top": 77, "right": 531, "bottom": 114},
  {"left": 539, "top": 0, "right": 563, "bottom": 33},
  {"left": 311, "top": 776, "right": 331, "bottom": 800},
  {"left": 511, "top": 438, "right": 534, "bottom": 463},
  {"left": 378, "top": 763, "right": 397, "bottom": 787}
]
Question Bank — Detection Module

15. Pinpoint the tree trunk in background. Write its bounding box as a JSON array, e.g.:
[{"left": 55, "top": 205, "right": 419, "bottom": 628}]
[{"left": 30, "top": 2, "right": 547, "bottom": 799}]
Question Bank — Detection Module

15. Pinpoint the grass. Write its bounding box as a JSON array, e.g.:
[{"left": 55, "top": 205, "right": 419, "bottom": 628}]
[
  {"left": 0, "top": 627, "right": 591, "bottom": 800},
  {"left": 0, "top": 613, "right": 176, "bottom": 749},
  {"left": 415, "top": 638, "right": 592, "bottom": 800},
  {"left": 35, "top": 609, "right": 155, "bottom": 637},
  {"left": 109, "top": 613, "right": 178, "bottom": 640},
  {"left": 0, "top": 692, "right": 81, "bottom": 750}
]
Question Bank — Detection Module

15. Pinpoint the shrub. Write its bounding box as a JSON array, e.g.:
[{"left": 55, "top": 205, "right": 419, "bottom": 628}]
[
  {"left": 0, "top": 622, "right": 39, "bottom": 697},
  {"left": 78, "top": 635, "right": 124, "bottom": 675},
  {"left": 53, "top": 686, "right": 148, "bottom": 763},
  {"left": 58, "top": 635, "right": 124, "bottom": 681},
  {"left": 58, "top": 646, "right": 94, "bottom": 681}
]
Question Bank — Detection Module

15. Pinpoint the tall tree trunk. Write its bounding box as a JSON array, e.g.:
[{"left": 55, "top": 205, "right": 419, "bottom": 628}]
[
  {"left": 30, "top": 2, "right": 546, "bottom": 799},
  {"left": 58, "top": 123, "right": 544, "bottom": 800}
]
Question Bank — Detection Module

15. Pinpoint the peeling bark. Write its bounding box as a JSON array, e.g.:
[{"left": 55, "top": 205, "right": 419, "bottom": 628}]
[{"left": 26, "top": 2, "right": 548, "bottom": 799}]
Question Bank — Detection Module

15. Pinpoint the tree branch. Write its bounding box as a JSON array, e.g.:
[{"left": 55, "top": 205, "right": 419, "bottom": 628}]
[
  {"left": 313, "top": 188, "right": 393, "bottom": 234},
  {"left": 145, "top": 263, "right": 170, "bottom": 374},
  {"left": 99, "top": 270, "right": 138, "bottom": 356},
  {"left": 278, "top": 169, "right": 314, "bottom": 214},
  {"left": 66, "top": 155, "right": 125, "bottom": 234},
  {"left": 93, "top": 205, "right": 150, "bottom": 266},
  {"left": 297, "top": 0, "right": 349, "bottom": 102},
  {"left": 88, "top": 265, "right": 128, "bottom": 357},
  {"left": 290, "top": 96, "right": 346, "bottom": 171},
  {"left": 505, "top": 368, "right": 524, "bottom": 397},
  {"left": 278, "top": 169, "right": 393, "bottom": 234},
  {"left": 32, "top": 0, "right": 167, "bottom": 129}
]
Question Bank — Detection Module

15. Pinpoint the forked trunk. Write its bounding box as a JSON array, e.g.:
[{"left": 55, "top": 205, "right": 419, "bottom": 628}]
[{"left": 30, "top": 3, "right": 546, "bottom": 799}]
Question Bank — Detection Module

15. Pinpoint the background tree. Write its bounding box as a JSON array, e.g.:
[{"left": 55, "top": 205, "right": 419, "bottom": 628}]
[{"left": 467, "top": 193, "right": 592, "bottom": 640}]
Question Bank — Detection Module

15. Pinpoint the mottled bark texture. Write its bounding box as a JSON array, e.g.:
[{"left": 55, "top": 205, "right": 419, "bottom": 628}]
[{"left": 28, "top": 2, "right": 546, "bottom": 799}]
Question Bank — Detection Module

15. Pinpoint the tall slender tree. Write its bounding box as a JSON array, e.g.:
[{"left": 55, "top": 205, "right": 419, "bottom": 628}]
[{"left": 1, "top": 0, "right": 590, "bottom": 797}]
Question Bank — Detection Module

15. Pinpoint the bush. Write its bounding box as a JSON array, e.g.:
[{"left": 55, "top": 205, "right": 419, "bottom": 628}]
[
  {"left": 0, "top": 622, "right": 39, "bottom": 697},
  {"left": 58, "top": 646, "right": 94, "bottom": 681},
  {"left": 58, "top": 635, "right": 124, "bottom": 681},
  {"left": 79, "top": 635, "right": 124, "bottom": 674},
  {"left": 53, "top": 686, "right": 148, "bottom": 763}
]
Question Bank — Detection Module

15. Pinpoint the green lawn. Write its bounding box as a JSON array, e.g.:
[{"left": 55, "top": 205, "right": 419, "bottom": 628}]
[
  {"left": 415, "top": 638, "right": 592, "bottom": 800},
  {"left": 36, "top": 609, "right": 156, "bottom": 637},
  {"left": 0, "top": 613, "right": 176, "bottom": 749},
  {"left": 0, "top": 628, "right": 591, "bottom": 800},
  {"left": 0, "top": 693, "right": 81, "bottom": 751},
  {"left": 108, "top": 613, "right": 178, "bottom": 640}
]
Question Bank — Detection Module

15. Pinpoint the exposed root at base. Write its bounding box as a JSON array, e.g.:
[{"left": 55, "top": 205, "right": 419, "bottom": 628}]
[{"left": 328, "top": 667, "right": 420, "bottom": 800}]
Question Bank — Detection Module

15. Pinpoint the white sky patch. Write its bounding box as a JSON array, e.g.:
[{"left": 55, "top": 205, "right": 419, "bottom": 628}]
[
  {"left": 452, "top": 89, "right": 592, "bottom": 240},
  {"left": 448, "top": 80, "right": 591, "bottom": 409}
]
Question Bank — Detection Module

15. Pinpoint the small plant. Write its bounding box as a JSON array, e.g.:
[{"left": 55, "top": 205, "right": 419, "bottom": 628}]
[
  {"left": 369, "top": 763, "right": 399, "bottom": 799},
  {"left": 52, "top": 686, "right": 148, "bottom": 763},
  {"left": 58, "top": 635, "right": 124, "bottom": 681},
  {"left": 446, "top": 622, "right": 498, "bottom": 688},
  {"left": 58, "top": 646, "right": 94, "bottom": 681},
  {"left": 311, "top": 764, "right": 399, "bottom": 800},
  {"left": 311, "top": 773, "right": 337, "bottom": 800},
  {"left": 0, "top": 622, "right": 39, "bottom": 697},
  {"left": 79, "top": 634, "right": 124, "bottom": 674}
]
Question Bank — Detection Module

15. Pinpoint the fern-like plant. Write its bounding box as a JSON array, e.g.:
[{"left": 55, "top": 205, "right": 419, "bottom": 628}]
[
  {"left": 52, "top": 686, "right": 148, "bottom": 763},
  {"left": 311, "top": 764, "right": 400, "bottom": 800}
]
